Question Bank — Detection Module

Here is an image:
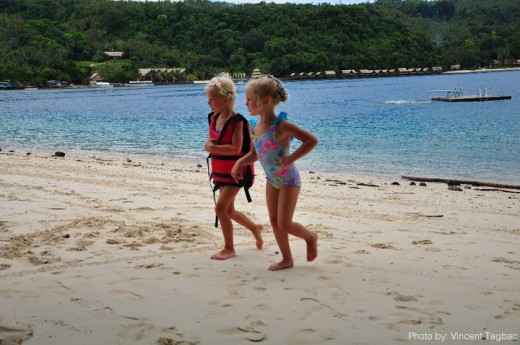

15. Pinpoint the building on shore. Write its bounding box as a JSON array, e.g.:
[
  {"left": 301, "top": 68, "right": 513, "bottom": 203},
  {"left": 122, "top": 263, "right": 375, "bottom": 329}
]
[
  {"left": 250, "top": 68, "right": 263, "bottom": 78},
  {"left": 138, "top": 68, "right": 186, "bottom": 82},
  {"left": 289, "top": 66, "right": 443, "bottom": 80},
  {"left": 104, "top": 51, "right": 124, "bottom": 60}
]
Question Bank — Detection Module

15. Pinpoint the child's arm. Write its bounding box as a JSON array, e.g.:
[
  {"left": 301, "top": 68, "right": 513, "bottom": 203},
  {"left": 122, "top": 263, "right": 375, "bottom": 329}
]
[
  {"left": 231, "top": 149, "right": 258, "bottom": 180},
  {"left": 204, "top": 121, "right": 244, "bottom": 155},
  {"left": 278, "top": 121, "right": 318, "bottom": 169}
]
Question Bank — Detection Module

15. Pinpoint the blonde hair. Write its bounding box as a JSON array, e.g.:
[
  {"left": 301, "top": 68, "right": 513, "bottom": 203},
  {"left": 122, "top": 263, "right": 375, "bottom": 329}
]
[
  {"left": 245, "top": 75, "right": 288, "bottom": 106},
  {"left": 205, "top": 74, "right": 236, "bottom": 102}
]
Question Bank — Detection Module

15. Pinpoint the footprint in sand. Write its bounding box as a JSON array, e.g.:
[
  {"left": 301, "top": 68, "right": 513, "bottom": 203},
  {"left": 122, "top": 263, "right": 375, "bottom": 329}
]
[
  {"left": 110, "top": 289, "right": 145, "bottom": 301},
  {"left": 491, "top": 257, "right": 520, "bottom": 270},
  {"left": 394, "top": 294, "right": 418, "bottom": 302},
  {"left": 0, "top": 325, "right": 34, "bottom": 345},
  {"left": 412, "top": 239, "right": 433, "bottom": 245},
  {"left": 494, "top": 302, "right": 520, "bottom": 319},
  {"left": 217, "top": 326, "right": 266, "bottom": 342},
  {"left": 392, "top": 305, "right": 444, "bottom": 328},
  {"left": 513, "top": 303, "right": 520, "bottom": 312},
  {"left": 371, "top": 243, "right": 396, "bottom": 250},
  {"left": 387, "top": 291, "right": 419, "bottom": 302},
  {"left": 156, "top": 337, "right": 199, "bottom": 345},
  {"left": 252, "top": 304, "right": 271, "bottom": 311},
  {"left": 288, "top": 328, "right": 337, "bottom": 344},
  {"left": 300, "top": 297, "right": 336, "bottom": 318}
]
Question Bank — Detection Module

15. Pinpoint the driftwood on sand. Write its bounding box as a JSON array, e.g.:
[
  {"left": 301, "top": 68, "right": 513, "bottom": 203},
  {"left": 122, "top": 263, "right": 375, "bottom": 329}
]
[{"left": 401, "top": 175, "right": 520, "bottom": 191}]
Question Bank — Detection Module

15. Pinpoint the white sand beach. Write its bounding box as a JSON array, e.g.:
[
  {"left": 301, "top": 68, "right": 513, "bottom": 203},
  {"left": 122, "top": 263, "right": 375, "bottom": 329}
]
[{"left": 0, "top": 149, "right": 519, "bottom": 345}]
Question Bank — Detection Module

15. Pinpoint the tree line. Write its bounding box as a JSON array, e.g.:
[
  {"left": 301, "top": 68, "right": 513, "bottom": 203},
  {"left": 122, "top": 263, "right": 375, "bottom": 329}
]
[
  {"left": 374, "top": 0, "right": 520, "bottom": 69},
  {"left": 0, "top": 0, "right": 518, "bottom": 86}
]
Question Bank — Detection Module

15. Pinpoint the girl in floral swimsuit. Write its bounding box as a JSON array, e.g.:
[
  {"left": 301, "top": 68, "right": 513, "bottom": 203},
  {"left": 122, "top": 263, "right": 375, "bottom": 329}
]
[
  {"left": 231, "top": 75, "right": 319, "bottom": 271},
  {"left": 251, "top": 111, "right": 301, "bottom": 189}
]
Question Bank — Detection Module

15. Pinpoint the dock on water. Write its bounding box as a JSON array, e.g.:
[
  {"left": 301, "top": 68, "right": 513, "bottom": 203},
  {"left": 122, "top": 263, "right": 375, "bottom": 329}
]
[
  {"left": 432, "top": 95, "right": 512, "bottom": 102},
  {"left": 430, "top": 88, "right": 512, "bottom": 102}
]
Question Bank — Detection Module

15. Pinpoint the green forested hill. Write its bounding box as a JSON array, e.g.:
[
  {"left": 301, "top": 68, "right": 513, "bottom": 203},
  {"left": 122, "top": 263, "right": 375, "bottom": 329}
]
[
  {"left": 0, "top": 0, "right": 441, "bottom": 84},
  {"left": 0, "top": 0, "right": 517, "bottom": 86},
  {"left": 374, "top": 0, "right": 520, "bottom": 69}
]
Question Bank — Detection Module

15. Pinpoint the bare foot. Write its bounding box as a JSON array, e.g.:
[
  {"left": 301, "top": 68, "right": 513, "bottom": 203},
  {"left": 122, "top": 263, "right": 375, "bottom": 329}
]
[
  {"left": 211, "top": 248, "right": 236, "bottom": 260},
  {"left": 306, "top": 232, "right": 318, "bottom": 262},
  {"left": 253, "top": 224, "right": 264, "bottom": 250},
  {"left": 269, "top": 259, "right": 294, "bottom": 271}
]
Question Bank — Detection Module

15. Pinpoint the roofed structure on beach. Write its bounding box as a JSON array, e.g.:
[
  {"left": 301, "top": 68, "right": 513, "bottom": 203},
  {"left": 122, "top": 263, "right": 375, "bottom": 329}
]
[
  {"left": 450, "top": 64, "right": 461, "bottom": 70},
  {"left": 341, "top": 70, "right": 358, "bottom": 77},
  {"left": 284, "top": 65, "right": 447, "bottom": 80},
  {"left": 138, "top": 68, "right": 186, "bottom": 81},
  {"left": 251, "top": 69, "right": 262, "bottom": 78},
  {"left": 90, "top": 73, "right": 103, "bottom": 81},
  {"left": 324, "top": 70, "right": 336, "bottom": 78},
  {"left": 104, "top": 51, "right": 124, "bottom": 59}
]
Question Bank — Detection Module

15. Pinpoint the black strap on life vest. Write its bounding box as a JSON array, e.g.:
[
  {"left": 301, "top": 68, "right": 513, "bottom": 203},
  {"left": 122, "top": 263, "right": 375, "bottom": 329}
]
[{"left": 207, "top": 112, "right": 254, "bottom": 228}]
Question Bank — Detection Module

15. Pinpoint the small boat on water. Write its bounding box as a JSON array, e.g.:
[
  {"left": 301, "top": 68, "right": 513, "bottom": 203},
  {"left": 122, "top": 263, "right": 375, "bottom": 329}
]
[
  {"left": 431, "top": 88, "right": 511, "bottom": 102},
  {"left": 125, "top": 80, "right": 154, "bottom": 86},
  {"left": 91, "top": 81, "right": 114, "bottom": 88},
  {"left": 0, "top": 81, "right": 16, "bottom": 89}
]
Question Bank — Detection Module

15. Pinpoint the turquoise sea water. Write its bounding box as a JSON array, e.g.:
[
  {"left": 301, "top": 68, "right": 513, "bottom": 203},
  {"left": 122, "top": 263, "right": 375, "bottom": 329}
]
[{"left": 1, "top": 71, "right": 519, "bottom": 184}]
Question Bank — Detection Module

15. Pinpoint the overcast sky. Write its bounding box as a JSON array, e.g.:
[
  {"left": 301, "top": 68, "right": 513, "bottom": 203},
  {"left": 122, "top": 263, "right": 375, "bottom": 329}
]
[
  {"left": 223, "top": 0, "right": 374, "bottom": 3},
  {"left": 130, "top": 0, "right": 374, "bottom": 5}
]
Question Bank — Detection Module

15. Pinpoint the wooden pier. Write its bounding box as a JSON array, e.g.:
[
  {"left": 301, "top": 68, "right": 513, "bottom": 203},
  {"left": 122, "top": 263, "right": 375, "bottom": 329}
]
[
  {"left": 430, "top": 88, "right": 511, "bottom": 102},
  {"left": 432, "top": 95, "right": 512, "bottom": 102}
]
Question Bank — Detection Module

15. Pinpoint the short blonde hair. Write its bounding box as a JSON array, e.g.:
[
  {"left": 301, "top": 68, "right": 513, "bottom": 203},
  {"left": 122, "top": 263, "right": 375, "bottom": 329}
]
[
  {"left": 205, "top": 74, "right": 236, "bottom": 102},
  {"left": 245, "top": 75, "right": 288, "bottom": 106}
]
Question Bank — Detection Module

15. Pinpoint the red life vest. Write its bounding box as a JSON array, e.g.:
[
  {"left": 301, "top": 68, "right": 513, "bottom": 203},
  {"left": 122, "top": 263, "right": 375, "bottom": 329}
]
[{"left": 208, "top": 112, "right": 254, "bottom": 188}]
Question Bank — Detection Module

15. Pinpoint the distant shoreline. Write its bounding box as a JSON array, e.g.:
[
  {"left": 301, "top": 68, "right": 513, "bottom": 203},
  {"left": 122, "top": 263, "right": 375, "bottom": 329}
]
[
  {"left": 442, "top": 67, "right": 520, "bottom": 74},
  {"left": 174, "top": 67, "right": 520, "bottom": 84},
  {"left": 2, "top": 68, "right": 519, "bottom": 91}
]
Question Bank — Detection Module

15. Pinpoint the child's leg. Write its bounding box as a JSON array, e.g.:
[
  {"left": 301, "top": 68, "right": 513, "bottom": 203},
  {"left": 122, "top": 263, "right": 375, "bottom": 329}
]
[
  {"left": 276, "top": 186, "right": 318, "bottom": 267},
  {"left": 228, "top": 204, "right": 264, "bottom": 249},
  {"left": 211, "top": 185, "right": 240, "bottom": 260},
  {"left": 266, "top": 183, "right": 294, "bottom": 271}
]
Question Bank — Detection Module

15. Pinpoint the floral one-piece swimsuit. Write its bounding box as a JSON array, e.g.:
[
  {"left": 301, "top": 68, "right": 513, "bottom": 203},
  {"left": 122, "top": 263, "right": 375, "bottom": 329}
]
[{"left": 251, "top": 112, "right": 301, "bottom": 189}]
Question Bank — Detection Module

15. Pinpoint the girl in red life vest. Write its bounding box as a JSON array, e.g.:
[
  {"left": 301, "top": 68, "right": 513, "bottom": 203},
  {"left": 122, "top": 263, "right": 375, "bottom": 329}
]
[{"left": 204, "top": 75, "right": 263, "bottom": 260}]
